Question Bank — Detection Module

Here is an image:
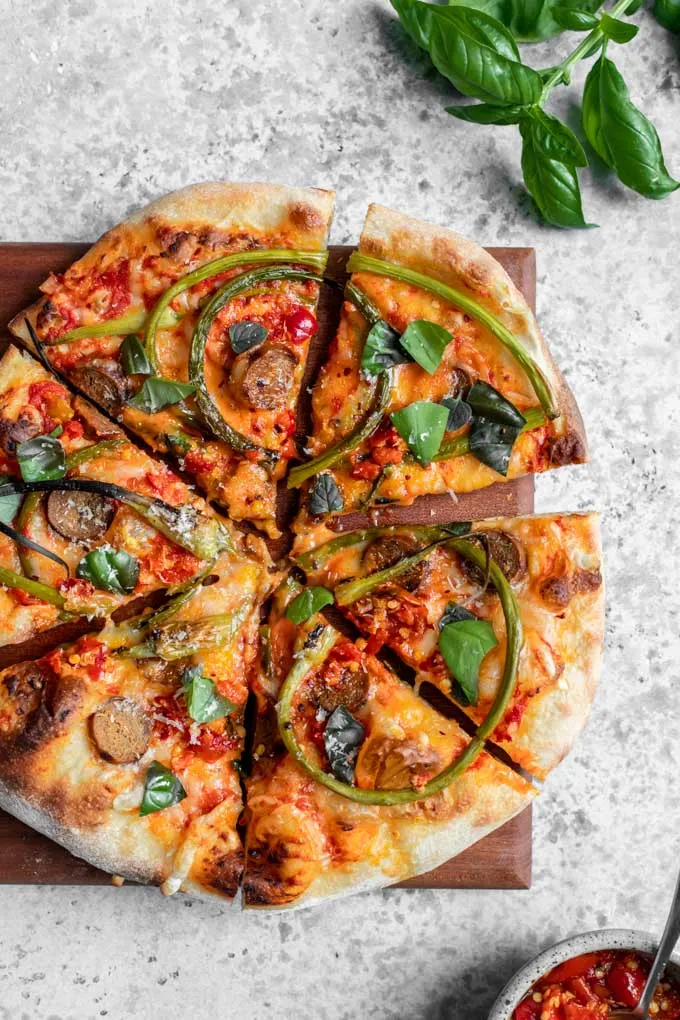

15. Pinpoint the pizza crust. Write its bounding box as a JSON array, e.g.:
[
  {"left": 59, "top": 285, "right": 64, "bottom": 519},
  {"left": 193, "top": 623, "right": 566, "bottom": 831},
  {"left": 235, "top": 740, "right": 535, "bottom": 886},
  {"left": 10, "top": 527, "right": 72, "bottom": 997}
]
[
  {"left": 9, "top": 181, "right": 335, "bottom": 346},
  {"left": 359, "top": 203, "right": 586, "bottom": 450}
]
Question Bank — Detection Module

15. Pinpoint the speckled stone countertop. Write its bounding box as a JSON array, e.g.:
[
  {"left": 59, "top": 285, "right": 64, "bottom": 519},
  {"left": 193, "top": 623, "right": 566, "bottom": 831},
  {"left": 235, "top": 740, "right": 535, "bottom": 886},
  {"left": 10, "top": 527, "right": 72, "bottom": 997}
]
[{"left": 0, "top": 2, "right": 678, "bottom": 1017}]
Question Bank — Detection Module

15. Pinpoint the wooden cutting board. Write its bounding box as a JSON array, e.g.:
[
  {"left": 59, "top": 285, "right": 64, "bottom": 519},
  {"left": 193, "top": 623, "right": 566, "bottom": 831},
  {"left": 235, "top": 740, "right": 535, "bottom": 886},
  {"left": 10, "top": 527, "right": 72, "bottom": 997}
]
[{"left": 0, "top": 241, "right": 535, "bottom": 890}]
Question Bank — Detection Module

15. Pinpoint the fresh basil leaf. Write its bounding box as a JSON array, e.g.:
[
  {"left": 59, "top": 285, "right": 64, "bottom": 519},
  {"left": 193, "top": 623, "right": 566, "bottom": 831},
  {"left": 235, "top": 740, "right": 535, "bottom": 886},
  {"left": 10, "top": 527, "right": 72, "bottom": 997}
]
[
  {"left": 425, "top": 5, "right": 543, "bottom": 106},
  {"left": 390, "top": 401, "right": 448, "bottom": 466},
  {"left": 17, "top": 436, "right": 66, "bottom": 482},
  {"left": 599, "top": 12, "right": 638, "bottom": 42},
  {"left": 140, "top": 761, "right": 187, "bottom": 817},
  {"left": 439, "top": 602, "right": 476, "bottom": 628},
  {"left": 180, "top": 665, "right": 236, "bottom": 723},
  {"left": 76, "top": 545, "right": 140, "bottom": 595},
  {"left": 582, "top": 55, "right": 679, "bottom": 199},
  {"left": 520, "top": 117, "right": 593, "bottom": 228},
  {"left": 528, "top": 108, "right": 588, "bottom": 168},
  {"left": 460, "top": 0, "right": 604, "bottom": 41},
  {"left": 552, "top": 6, "right": 599, "bottom": 29},
  {"left": 466, "top": 381, "right": 526, "bottom": 428},
  {"left": 285, "top": 586, "right": 334, "bottom": 625},
  {"left": 229, "top": 321, "right": 268, "bottom": 355},
  {"left": 308, "top": 473, "right": 344, "bottom": 516},
  {"left": 361, "top": 320, "right": 410, "bottom": 377},
  {"left": 438, "top": 615, "right": 498, "bottom": 705},
  {"left": 0, "top": 493, "right": 23, "bottom": 525},
  {"left": 468, "top": 419, "right": 521, "bottom": 475},
  {"left": 398, "top": 320, "right": 452, "bottom": 374},
  {"left": 121, "top": 335, "right": 152, "bottom": 376},
  {"left": 654, "top": 0, "right": 680, "bottom": 31},
  {"left": 440, "top": 396, "right": 472, "bottom": 432},
  {"left": 128, "top": 377, "right": 196, "bottom": 414},
  {"left": 323, "top": 706, "right": 365, "bottom": 785},
  {"left": 447, "top": 103, "right": 525, "bottom": 125},
  {"left": 390, "top": 0, "right": 434, "bottom": 49}
]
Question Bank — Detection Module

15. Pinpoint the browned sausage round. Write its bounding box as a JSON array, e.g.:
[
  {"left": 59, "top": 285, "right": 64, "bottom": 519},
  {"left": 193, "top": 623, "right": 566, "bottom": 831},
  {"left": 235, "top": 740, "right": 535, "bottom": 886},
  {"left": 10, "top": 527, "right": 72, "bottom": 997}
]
[
  {"left": 46, "top": 490, "right": 116, "bottom": 542},
  {"left": 462, "top": 530, "right": 527, "bottom": 585},
  {"left": 307, "top": 662, "right": 369, "bottom": 714},
  {"left": 233, "top": 346, "right": 297, "bottom": 411},
  {"left": 90, "top": 697, "right": 151, "bottom": 763},
  {"left": 362, "top": 534, "right": 428, "bottom": 593},
  {"left": 449, "top": 366, "right": 472, "bottom": 397},
  {"left": 137, "top": 658, "right": 190, "bottom": 685},
  {"left": 70, "top": 365, "right": 127, "bottom": 416},
  {"left": 0, "top": 406, "right": 44, "bottom": 453}
]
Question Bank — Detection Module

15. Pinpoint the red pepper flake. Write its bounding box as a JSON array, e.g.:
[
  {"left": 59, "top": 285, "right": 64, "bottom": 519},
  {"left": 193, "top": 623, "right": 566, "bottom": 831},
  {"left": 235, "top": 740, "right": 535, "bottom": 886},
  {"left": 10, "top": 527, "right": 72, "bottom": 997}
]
[{"left": 71, "top": 635, "right": 109, "bottom": 682}]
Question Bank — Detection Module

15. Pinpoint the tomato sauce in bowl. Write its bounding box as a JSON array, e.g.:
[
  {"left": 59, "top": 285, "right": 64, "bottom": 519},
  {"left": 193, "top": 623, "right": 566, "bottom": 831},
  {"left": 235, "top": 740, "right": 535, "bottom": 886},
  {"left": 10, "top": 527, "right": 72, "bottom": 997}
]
[{"left": 513, "top": 949, "right": 680, "bottom": 1019}]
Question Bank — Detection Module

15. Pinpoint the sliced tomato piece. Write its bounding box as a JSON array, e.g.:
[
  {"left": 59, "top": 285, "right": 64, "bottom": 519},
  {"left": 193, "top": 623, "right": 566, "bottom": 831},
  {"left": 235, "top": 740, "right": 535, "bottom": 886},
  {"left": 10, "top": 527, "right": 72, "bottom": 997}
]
[
  {"left": 563, "top": 1004, "right": 602, "bottom": 1020},
  {"left": 513, "top": 997, "right": 542, "bottom": 1020},
  {"left": 606, "top": 959, "right": 645, "bottom": 1007},
  {"left": 545, "top": 953, "right": 601, "bottom": 984}
]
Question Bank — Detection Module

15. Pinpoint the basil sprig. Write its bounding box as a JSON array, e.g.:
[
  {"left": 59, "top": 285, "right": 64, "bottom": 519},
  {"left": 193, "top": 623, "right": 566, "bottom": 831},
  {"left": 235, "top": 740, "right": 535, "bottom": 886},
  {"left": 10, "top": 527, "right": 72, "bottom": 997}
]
[
  {"left": 362, "top": 317, "right": 452, "bottom": 377},
  {"left": 140, "top": 761, "right": 187, "bottom": 817},
  {"left": 308, "top": 473, "right": 344, "bottom": 515},
  {"left": 323, "top": 706, "right": 365, "bottom": 785},
  {"left": 391, "top": 401, "right": 449, "bottom": 466},
  {"left": 180, "top": 666, "right": 237, "bottom": 724},
  {"left": 0, "top": 493, "right": 23, "bottom": 524},
  {"left": 582, "top": 54, "right": 679, "bottom": 199},
  {"left": 390, "top": 0, "right": 677, "bottom": 227},
  {"left": 361, "top": 320, "right": 409, "bottom": 376},
  {"left": 466, "top": 380, "right": 526, "bottom": 476},
  {"left": 128, "top": 377, "right": 196, "bottom": 414},
  {"left": 229, "top": 321, "right": 268, "bottom": 355},
  {"left": 17, "top": 435, "right": 66, "bottom": 482},
  {"left": 121, "top": 335, "right": 152, "bottom": 376},
  {"left": 286, "top": 586, "right": 334, "bottom": 625},
  {"left": 76, "top": 545, "right": 140, "bottom": 595},
  {"left": 438, "top": 603, "right": 498, "bottom": 705}
]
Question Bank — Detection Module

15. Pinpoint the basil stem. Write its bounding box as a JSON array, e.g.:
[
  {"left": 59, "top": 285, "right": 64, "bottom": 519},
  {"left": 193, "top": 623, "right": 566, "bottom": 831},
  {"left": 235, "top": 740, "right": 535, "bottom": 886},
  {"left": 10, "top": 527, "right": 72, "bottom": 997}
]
[
  {"left": 145, "top": 248, "right": 328, "bottom": 370},
  {"left": 189, "top": 266, "right": 323, "bottom": 464},
  {"left": 0, "top": 479, "right": 230, "bottom": 561},
  {"left": 121, "top": 604, "right": 252, "bottom": 660},
  {"left": 287, "top": 371, "right": 392, "bottom": 489},
  {"left": 277, "top": 542, "right": 521, "bottom": 805},
  {"left": 433, "top": 406, "right": 546, "bottom": 462},
  {"left": 347, "top": 253, "right": 559, "bottom": 420},
  {"left": 0, "top": 565, "right": 66, "bottom": 608},
  {"left": 46, "top": 307, "right": 180, "bottom": 346}
]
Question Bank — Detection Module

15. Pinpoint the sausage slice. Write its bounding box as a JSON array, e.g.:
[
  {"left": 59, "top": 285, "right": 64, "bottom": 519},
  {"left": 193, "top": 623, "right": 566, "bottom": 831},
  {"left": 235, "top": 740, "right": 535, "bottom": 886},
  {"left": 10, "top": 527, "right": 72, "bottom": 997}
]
[
  {"left": 70, "top": 366, "right": 127, "bottom": 416},
  {"left": 463, "top": 530, "right": 527, "bottom": 585},
  {"left": 362, "top": 534, "right": 428, "bottom": 593},
  {"left": 235, "top": 347, "right": 297, "bottom": 411},
  {"left": 46, "top": 490, "right": 116, "bottom": 542},
  {"left": 308, "top": 662, "right": 369, "bottom": 714},
  {"left": 0, "top": 407, "right": 44, "bottom": 453},
  {"left": 90, "top": 697, "right": 151, "bottom": 763}
]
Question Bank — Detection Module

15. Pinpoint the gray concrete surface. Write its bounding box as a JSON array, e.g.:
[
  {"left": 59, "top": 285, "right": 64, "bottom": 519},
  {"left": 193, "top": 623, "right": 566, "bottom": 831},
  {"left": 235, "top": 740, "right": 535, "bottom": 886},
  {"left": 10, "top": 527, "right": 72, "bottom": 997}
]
[{"left": 0, "top": 1, "right": 678, "bottom": 1017}]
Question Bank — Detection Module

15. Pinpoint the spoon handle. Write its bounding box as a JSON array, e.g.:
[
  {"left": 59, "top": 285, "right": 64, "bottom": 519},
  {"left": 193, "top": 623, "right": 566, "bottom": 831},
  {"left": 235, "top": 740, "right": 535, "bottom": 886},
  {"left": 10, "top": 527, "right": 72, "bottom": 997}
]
[{"left": 636, "top": 869, "right": 680, "bottom": 1017}]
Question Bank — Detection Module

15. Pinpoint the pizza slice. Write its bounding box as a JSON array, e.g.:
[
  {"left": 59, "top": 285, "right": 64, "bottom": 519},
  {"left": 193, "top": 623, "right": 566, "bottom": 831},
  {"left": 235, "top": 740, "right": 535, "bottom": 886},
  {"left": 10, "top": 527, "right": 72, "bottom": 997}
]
[
  {"left": 0, "top": 344, "right": 274, "bottom": 649},
  {"left": 242, "top": 581, "right": 535, "bottom": 909},
  {"left": 295, "top": 513, "right": 604, "bottom": 779},
  {"left": 289, "top": 203, "right": 585, "bottom": 542},
  {"left": 0, "top": 544, "right": 273, "bottom": 899},
  {"left": 9, "top": 182, "right": 335, "bottom": 537}
]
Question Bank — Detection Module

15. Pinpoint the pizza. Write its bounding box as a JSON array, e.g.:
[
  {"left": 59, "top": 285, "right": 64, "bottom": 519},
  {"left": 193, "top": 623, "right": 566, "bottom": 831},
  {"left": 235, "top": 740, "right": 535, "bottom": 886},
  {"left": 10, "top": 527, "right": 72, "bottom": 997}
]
[
  {"left": 289, "top": 203, "right": 586, "bottom": 545},
  {"left": 0, "top": 183, "right": 604, "bottom": 908},
  {"left": 0, "top": 572, "right": 265, "bottom": 899},
  {"left": 10, "top": 182, "right": 335, "bottom": 538},
  {"left": 294, "top": 513, "right": 604, "bottom": 779},
  {"left": 0, "top": 345, "right": 268, "bottom": 650},
  {"left": 243, "top": 583, "right": 535, "bottom": 908}
]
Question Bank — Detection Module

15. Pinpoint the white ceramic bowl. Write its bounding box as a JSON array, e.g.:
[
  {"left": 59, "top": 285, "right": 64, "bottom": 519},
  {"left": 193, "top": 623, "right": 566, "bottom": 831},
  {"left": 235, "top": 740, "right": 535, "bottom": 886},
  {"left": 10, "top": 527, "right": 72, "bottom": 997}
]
[{"left": 488, "top": 928, "right": 680, "bottom": 1020}]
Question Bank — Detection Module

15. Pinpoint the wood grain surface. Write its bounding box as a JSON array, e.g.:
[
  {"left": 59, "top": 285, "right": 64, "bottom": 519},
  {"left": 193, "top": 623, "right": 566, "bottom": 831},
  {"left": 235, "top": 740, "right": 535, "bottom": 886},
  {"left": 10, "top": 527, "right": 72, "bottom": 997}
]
[{"left": 0, "top": 241, "right": 535, "bottom": 891}]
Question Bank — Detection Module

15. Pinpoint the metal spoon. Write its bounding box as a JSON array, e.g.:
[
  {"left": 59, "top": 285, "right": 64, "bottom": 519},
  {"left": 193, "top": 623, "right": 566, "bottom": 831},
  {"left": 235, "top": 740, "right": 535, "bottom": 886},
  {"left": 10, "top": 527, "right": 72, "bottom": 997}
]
[{"left": 611, "top": 868, "right": 680, "bottom": 1018}]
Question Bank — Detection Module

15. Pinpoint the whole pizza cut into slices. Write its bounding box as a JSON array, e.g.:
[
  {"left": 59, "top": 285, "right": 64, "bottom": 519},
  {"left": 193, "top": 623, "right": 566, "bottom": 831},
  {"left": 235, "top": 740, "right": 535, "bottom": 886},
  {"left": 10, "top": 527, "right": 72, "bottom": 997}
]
[
  {"left": 0, "top": 345, "right": 272, "bottom": 650},
  {"left": 9, "top": 182, "right": 335, "bottom": 537},
  {"left": 294, "top": 513, "right": 604, "bottom": 779},
  {"left": 289, "top": 203, "right": 586, "bottom": 543},
  {"left": 242, "top": 580, "right": 535, "bottom": 909},
  {"left": 0, "top": 539, "right": 274, "bottom": 899}
]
